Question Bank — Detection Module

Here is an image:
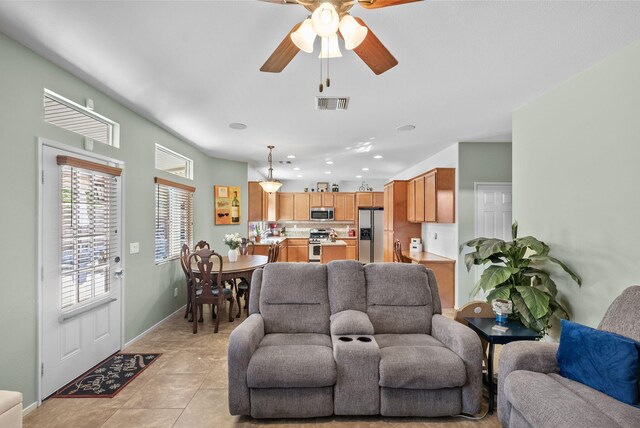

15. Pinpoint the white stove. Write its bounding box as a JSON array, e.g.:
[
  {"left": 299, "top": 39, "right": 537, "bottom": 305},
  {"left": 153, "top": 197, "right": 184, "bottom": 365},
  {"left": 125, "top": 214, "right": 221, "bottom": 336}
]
[{"left": 308, "top": 229, "right": 330, "bottom": 262}]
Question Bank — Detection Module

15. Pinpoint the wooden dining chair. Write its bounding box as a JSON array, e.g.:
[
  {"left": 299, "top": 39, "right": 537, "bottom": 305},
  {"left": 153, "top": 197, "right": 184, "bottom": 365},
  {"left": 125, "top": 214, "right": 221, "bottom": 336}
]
[
  {"left": 268, "top": 242, "right": 281, "bottom": 263},
  {"left": 187, "top": 249, "right": 234, "bottom": 333},
  {"left": 180, "top": 244, "right": 203, "bottom": 322},
  {"left": 194, "top": 240, "right": 210, "bottom": 252},
  {"left": 393, "top": 239, "right": 410, "bottom": 263},
  {"left": 454, "top": 301, "right": 494, "bottom": 371},
  {"left": 235, "top": 238, "right": 255, "bottom": 316}
]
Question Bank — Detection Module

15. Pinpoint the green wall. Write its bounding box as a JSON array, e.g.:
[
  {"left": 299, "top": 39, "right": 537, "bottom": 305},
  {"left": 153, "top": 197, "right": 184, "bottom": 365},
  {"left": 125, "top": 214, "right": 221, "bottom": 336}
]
[
  {"left": 513, "top": 39, "right": 640, "bottom": 330},
  {"left": 0, "top": 32, "right": 247, "bottom": 406},
  {"left": 457, "top": 142, "right": 512, "bottom": 307}
]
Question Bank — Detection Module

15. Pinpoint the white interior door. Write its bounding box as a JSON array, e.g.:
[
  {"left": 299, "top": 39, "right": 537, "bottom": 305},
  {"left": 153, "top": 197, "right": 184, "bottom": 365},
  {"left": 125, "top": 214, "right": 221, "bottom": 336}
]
[
  {"left": 41, "top": 145, "right": 123, "bottom": 399},
  {"left": 474, "top": 184, "right": 513, "bottom": 290}
]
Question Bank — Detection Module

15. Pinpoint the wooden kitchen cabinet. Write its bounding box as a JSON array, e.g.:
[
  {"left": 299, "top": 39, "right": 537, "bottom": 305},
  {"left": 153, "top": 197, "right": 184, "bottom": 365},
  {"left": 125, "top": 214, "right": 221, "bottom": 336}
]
[
  {"left": 356, "top": 192, "right": 373, "bottom": 207},
  {"left": 415, "top": 176, "right": 425, "bottom": 222},
  {"left": 383, "top": 181, "right": 421, "bottom": 262},
  {"left": 322, "top": 193, "right": 334, "bottom": 207},
  {"left": 407, "top": 179, "right": 416, "bottom": 223},
  {"left": 277, "top": 193, "right": 294, "bottom": 221},
  {"left": 344, "top": 238, "right": 357, "bottom": 260},
  {"left": 310, "top": 192, "right": 322, "bottom": 207},
  {"left": 334, "top": 193, "right": 355, "bottom": 222},
  {"left": 293, "top": 193, "right": 310, "bottom": 221},
  {"left": 407, "top": 168, "right": 456, "bottom": 223},
  {"left": 248, "top": 181, "right": 279, "bottom": 222},
  {"left": 286, "top": 239, "right": 309, "bottom": 262},
  {"left": 373, "top": 192, "right": 384, "bottom": 207}
]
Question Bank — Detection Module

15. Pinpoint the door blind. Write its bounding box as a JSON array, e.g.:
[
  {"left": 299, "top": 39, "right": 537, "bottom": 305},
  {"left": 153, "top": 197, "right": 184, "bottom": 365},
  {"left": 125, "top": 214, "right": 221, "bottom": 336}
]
[
  {"left": 58, "top": 157, "right": 120, "bottom": 311},
  {"left": 154, "top": 178, "right": 195, "bottom": 263}
]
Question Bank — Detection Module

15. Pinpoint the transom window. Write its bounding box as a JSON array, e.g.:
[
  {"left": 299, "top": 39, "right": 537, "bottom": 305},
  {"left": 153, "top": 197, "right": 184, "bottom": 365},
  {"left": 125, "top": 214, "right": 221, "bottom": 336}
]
[
  {"left": 44, "top": 89, "right": 120, "bottom": 147},
  {"left": 155, "top": 144, "right": 193, "bottom": 179}
]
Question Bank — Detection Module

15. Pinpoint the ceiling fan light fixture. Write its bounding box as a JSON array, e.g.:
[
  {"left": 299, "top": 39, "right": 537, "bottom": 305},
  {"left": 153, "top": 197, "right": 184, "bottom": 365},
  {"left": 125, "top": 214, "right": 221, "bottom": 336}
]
[
  {"left": 311, "top": 2, "right": 340, "bottom": 37},
  {"left": 339, "top": 15, "right": 368, "bottom": 50},
  {"left": 319, "top": 34, "right": 342, "bottom": 59},
  {"left": 259, "top": 145, "right": 283, "bottom": 193},
  {"left": 291, "top": 18, "right": 316, "bottom": 53}
]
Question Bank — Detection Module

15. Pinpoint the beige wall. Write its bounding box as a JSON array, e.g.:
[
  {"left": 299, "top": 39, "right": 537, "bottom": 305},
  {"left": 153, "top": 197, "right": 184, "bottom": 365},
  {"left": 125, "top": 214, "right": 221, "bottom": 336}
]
[{"left": 513, "top": 38, "right": 640, "bottom": 329}]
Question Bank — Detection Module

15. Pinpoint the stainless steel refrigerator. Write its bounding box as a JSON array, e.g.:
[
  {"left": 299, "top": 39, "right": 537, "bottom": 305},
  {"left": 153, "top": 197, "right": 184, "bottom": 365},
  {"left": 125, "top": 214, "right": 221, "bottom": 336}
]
[{"left": 358, "top": 208, "right": 384, "bottom": 263}]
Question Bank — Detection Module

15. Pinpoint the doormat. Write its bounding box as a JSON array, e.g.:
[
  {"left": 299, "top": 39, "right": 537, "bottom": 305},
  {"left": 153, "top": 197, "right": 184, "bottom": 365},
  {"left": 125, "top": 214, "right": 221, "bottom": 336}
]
[{"left": 53, "top": 353, "right": 161, "bottom": 398}]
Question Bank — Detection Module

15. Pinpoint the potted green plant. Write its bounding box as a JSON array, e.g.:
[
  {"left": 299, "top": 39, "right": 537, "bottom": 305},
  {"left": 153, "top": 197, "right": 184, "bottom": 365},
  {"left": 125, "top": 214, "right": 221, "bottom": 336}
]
[{"left": 460, "top": 222, "right": 581, "bottom": 333}]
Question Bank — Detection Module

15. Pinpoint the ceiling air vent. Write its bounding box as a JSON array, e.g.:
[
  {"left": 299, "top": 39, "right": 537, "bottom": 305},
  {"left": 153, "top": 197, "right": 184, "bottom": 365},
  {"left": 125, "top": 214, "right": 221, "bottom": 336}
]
[{"left": 316, "top": 96, "right": 350, "bottom": 111}]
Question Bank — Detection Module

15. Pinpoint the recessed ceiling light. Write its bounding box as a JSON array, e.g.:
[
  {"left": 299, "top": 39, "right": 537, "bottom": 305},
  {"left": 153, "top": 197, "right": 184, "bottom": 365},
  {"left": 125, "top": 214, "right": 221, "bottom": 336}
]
[
  {"left": 369, "top": 137, "right": 376, "bottom": 140},
  {"left": 374, "top": 155, "right": 383, "bottom": 159},
  {"left": 293, "top": 167, "right": 300, "bottom": 171},
  {"left": 363, "top": 142, "right": 371, "bottom": 146},
  {"left": 325, "top": 171, "right": 331, "bottom": 174},
  {"left": 356, "top": 175, "right": 362, "bottom": 178},
  {"left": 326, "top": 161, "right": 334, "bottom": 165},
  {"left": 396, "top": 124, "right": 416, "bottom": 132},
  {"left": 362, "top": 167, "right": 369, "bottom": 171},
  {"left": 345, "top": 147, "right": 351, "bottom": 150},
  {"left": 297, "top": 175, "right": 303, "bottom": 178},
  {"left": 287, "top": 155, "right": 296, "bottom": 159},
  {"left": 228, "top": 122, "right": 247, "bottom": 130}
]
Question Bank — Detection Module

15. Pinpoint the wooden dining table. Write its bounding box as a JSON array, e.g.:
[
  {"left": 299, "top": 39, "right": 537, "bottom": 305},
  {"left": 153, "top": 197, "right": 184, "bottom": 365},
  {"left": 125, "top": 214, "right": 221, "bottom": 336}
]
[{"left": 191, "top": 254, "right": 268, "bottom": 318}]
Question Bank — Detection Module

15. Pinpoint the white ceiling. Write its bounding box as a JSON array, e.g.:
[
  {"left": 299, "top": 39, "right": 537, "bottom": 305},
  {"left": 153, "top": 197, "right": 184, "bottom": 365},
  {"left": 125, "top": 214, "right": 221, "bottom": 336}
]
[{"left": 1, "top": 1, "right": 640, "bottom": 181}]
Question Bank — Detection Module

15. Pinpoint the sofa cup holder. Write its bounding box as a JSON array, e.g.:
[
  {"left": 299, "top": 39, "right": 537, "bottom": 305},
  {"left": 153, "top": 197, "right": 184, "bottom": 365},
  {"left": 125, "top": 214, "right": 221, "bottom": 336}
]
[
  {"left": 338, "top": 337, "right": 353, "bottom": 342},
  {"left": 357, "top": 337, "right": 372, "bottom": 343}
]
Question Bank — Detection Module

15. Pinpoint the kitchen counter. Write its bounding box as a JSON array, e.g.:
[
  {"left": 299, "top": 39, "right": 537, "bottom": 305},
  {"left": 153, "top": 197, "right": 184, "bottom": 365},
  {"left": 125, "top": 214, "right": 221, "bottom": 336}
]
[
  {"left": 401, "top": 250, "right": 454, "bottom": 263},
  {"left": 321, "top": 240, "right": 347, "bottom": 246},
  {"left": 401, "top": 250, "right": 455, "bottom": 309}
]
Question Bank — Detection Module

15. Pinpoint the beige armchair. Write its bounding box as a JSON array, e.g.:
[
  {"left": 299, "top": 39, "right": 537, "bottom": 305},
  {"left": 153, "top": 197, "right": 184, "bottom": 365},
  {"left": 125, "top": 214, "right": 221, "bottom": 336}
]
[{"left": 0, "top": 390, "right": 22, "bottom": 428}]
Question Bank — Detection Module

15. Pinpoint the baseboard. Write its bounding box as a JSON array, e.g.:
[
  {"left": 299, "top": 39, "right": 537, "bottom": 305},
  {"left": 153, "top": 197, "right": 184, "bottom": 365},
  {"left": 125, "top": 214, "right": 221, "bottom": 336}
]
[
  {"left": 23, "top": 401, "right": 37, "bottom": 416},
  {"left": 123, "top": 305, "right": 186, "bottom": 348}
]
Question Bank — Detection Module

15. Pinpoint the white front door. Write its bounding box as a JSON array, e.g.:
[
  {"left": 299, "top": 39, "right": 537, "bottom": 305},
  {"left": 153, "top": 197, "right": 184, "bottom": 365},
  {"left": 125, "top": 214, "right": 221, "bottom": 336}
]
[
  {"left": 474, "top": 184, "right": 513, "bottom": 288},
  {"left": 41, "top": 145, "right": 123, "bottom": 399}
]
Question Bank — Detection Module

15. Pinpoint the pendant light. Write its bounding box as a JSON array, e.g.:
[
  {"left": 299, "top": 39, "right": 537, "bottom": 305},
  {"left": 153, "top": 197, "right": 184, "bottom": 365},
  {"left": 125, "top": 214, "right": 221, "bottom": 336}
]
[{"left": 259, "top": 145, "right": 283, "bottom": 194}]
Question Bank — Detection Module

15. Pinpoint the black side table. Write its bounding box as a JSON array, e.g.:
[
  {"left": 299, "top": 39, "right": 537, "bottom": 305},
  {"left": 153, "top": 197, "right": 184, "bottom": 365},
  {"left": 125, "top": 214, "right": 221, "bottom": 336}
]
[{"left": 464, "top": 317, "right": 542, "bottom": 414}]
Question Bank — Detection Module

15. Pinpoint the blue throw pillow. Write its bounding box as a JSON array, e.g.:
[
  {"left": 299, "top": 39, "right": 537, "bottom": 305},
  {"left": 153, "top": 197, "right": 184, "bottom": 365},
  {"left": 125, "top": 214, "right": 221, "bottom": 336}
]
[{"left": 557, "top": 320, "right": 640, "bottom": 405}]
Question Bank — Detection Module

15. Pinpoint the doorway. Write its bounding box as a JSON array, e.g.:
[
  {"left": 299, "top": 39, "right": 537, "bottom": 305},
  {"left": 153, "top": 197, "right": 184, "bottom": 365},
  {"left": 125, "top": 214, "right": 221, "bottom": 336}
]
[
  {"left": 474, "top": 183, "right": 513, "bottom": 289},
  {"left": 39, "top": 142, "right": 124, "bottom": 400}
]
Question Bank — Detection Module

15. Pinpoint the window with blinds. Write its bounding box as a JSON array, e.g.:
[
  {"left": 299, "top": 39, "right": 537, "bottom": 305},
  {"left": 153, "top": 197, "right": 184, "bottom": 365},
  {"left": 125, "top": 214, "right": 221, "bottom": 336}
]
[
  {"left": 44, "top": 89, "right": 120, "bottom": 147},
  {"left": 155, "top": 178, "right": 195, "bottom": 263},
  {"left": 58, "top": 156, "right": 121, "bottom": 311}
]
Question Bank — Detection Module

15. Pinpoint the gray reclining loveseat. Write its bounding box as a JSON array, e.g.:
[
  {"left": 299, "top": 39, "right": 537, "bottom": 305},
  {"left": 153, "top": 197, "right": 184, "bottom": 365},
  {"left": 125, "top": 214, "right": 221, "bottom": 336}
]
[
  {"left": 228, "top": 261, "right": 482, "bottom": 418},
  {"left": 498, "top": 286, "right": 640, "bottom": 428}
]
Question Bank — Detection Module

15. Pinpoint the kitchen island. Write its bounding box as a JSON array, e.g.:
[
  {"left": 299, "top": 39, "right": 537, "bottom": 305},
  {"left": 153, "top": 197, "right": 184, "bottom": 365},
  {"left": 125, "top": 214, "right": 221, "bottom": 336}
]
[
  {"left": 401, "top": 250, "right": 456, "bottom": 309},
  {"left": 320, "top": 240, "right": 347, "bottom": 264}
]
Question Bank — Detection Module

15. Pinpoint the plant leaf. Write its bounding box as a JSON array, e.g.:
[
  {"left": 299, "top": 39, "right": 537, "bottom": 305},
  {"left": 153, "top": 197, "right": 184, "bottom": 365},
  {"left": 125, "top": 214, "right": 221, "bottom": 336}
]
[
  {"left": 478, "top": 265, "right": 517, "bottom": 292},
  {"left": 464, "top": 252, "right": 482, "bottom": 271},
  {"left": 529, "top": 255, "right": 582, "bottom": 285},
  {"left": 549, "top": 298, "right": 570, "bottom": 320},
  {"left": 486, "top": 286, "right": 511, "bottom": 302},
  {"left": 532, "top": 274, "right": 558, "bottom": 297},
  {"left": 516, "top": 236, "right": 550, "bottom": 256},
  {"left": 512, "top": 221, "right": 518, "bottom": 240},
  {"left": 477, "top": 239, "right": 507, "bottom": 259},
  {"left": 512, "top": 292, "right": 547, "bottom": 333},
  {"left": 459, "top": 237, "right": 489, "bottom": 253},
  {"left": 515, "top": 286, "right": 550, "bottom": 319}
]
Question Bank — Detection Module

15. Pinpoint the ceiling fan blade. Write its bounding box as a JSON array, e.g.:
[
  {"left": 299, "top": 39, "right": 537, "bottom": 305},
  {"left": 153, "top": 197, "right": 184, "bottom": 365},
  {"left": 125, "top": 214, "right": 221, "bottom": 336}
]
[
  {"left": 358, "top": 0, "right": 423, "bottom": 9},
  {"left": 349, "top": 18, "right": 398, "bottom": 75},
  {"left": 260, "top": 22, "right": 302, "bottom": 73},
  {"left": 259, "top": 0, "right": 300, "bottom": 4}
]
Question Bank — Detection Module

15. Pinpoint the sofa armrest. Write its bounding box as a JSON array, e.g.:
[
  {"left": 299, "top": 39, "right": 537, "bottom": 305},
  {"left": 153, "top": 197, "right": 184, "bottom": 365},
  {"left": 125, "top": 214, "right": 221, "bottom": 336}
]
[
  {"left": 498, "top": 341, "right": 559, "bottom": 426},
  {"left": 330, "top": 310, "right": 374, "bottom": 336},
  {"left": 431, "top": 314, "right": 483, "bottom": 414},
  {"left": 228, "top": 313, "right": 265, "bottom": 415}
]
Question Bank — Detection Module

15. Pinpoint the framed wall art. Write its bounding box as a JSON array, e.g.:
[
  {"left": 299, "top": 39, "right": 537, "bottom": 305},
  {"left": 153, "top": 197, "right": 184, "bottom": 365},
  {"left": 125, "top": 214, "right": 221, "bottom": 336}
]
[{"left": 214, "top": 185, "right": 241, "bottom": 225}]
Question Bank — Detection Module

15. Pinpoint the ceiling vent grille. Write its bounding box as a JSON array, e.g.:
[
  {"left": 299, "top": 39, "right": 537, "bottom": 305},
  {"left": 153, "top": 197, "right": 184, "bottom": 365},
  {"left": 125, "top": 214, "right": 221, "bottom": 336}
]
[{"left": 316, "top": 96, "right": 350, "bottom": 111}]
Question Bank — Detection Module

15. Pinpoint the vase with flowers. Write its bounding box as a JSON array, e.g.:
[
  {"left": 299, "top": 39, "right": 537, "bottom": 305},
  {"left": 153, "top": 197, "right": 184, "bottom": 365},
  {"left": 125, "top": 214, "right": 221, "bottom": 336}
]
[{"left": 224, "top": 233, "right": 243, "bottom": 262}]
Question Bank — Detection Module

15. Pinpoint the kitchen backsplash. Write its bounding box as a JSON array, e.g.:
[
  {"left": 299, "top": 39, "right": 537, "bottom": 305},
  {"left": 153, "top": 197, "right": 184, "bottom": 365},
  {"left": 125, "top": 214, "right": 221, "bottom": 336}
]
[{"left": 248, "top": 221, "right": 355, "bottom": 238}]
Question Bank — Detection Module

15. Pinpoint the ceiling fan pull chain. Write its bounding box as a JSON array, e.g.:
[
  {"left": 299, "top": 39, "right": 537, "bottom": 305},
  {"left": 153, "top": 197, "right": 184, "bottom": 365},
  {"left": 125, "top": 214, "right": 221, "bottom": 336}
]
[
  {"left": 326, "top": 55, "right": 331, "bottom": 88},
  {"left": 319, "top": 52, "right": 324, "bottom": 93}
]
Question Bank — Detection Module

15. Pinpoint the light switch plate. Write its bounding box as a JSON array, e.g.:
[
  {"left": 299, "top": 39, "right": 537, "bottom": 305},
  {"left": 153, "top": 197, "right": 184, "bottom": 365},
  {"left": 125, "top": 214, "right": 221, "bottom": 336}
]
[{"left": 129, "top": 242, "right": 140, "bottom": 254}]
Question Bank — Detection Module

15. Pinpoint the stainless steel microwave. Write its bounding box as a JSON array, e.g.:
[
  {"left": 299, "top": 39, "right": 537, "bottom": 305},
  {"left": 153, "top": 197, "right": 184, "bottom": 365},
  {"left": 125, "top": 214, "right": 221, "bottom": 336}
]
[{"left": 310, "top": 207, "right": 334, "bottom": 221}]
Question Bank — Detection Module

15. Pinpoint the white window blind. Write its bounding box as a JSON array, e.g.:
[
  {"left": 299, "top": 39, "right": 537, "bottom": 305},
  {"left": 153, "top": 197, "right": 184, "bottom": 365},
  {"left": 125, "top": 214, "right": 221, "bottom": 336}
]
[
  {"left": 44, "top": 89, "right": 120, "bottom": 147},
  {"left": 58, "top": 156, "right": 121, "bottom": 311},
  {"left": 155, "top": 144, "right": 193, "bottom": 179},
  {"left": 155, "top": 178, "right": 195, "bottom": 263}
]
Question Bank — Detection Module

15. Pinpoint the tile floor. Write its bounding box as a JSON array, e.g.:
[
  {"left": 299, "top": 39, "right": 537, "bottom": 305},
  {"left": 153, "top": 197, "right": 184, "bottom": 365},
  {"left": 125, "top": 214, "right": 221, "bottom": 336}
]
[{"left": 24, "top": 305, "right": 500, "bottom": 428}]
